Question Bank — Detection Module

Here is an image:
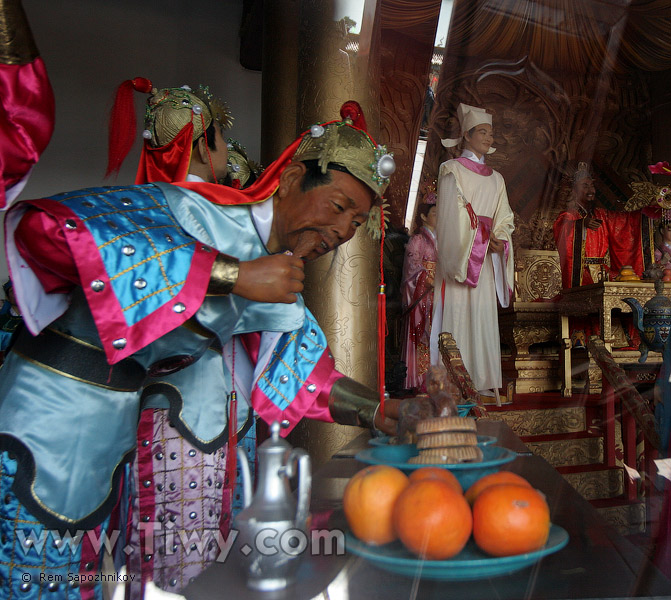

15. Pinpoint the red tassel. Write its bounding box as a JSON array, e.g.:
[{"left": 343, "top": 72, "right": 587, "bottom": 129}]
[
  {"left": 377, "top": 287, "right": 386, "bottom": 421},
  {"left": 466, "top": 203, "right": 478, "bottom": 230},
  {"left": 226, "top": 338, "right": 238, "bottom": 494},
  {"left": 227, "top": 391, "right": 238, "bottom": 493},
  {"left": 106, "top": 77, "right": 153, "bottom": 178},
  {"left": 340, "top": 100, "right": 368, "bottom": 132},
  {"left": 377, "top": 202, "right": 386, "bottom": 421}
]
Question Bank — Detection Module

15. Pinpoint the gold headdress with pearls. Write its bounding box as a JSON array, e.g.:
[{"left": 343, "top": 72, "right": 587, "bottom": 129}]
[
  {"left": 292, "top": 101, "right": 395, "bottom": 198},
  {"left": 143, "top": 84, "right": 233, "bottom": 148}
]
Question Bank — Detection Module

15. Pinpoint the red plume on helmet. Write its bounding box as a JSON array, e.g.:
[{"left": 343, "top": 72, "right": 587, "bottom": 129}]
[
  {"left": 106, "top": 77, "right": 153, "bottom": 178},
  {"left": 340, "top": 100, "right": 368, "bottom": 131}
]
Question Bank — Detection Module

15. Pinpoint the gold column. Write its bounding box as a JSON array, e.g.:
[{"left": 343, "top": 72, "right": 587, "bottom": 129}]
[{"left": 263, "top": 0, "right": 382, "bottom": 468}]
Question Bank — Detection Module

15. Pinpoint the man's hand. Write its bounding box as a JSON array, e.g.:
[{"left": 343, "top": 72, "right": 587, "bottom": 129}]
[
  {"left": 374, "top": 397, "right": 401, "bottom": 436},
  {"left": 585, "top": 217, "right": 602, "bottom": 230},
  {"left": 488, "top": 236, "right": 505, "bottom": 253},
  {"left": 233, "top": 254, "right": 305, "bottom": 303}
]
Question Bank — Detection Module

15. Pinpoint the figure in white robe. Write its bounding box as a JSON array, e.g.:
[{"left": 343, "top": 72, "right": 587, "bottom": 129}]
[{"left": 429, "top": 104, "right": 514, "bottom": 397}]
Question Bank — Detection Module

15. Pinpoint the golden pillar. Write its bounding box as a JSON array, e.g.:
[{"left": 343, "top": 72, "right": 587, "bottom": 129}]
[{"left": 263, "top": 0, "right": 382, "bottom": 468}]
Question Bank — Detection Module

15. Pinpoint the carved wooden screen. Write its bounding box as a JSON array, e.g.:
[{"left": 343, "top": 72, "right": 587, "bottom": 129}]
[{"left": 419, "top": 0, "right": 671, "bottom": 252}]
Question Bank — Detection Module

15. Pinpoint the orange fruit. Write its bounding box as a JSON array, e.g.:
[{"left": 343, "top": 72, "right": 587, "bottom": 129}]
[
  {"left": 392, "top": 479, "right": 472, "bottom": 560},
  {"left": 409, "top": 466, "right": 462, "bottom": 494},
  {"left": 472, "top": 483, "right": 550, "bottom": 556},
  {"left": 464, "top": 471, "right": 532, "bottom": 505},
  {"left": 343, "top": 465, "right": 409, "bottom": 545}
]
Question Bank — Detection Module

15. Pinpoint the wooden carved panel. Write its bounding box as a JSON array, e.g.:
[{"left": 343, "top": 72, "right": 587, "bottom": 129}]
[
  {"left": 424, "top": 56, "right": 572, "bottom": 222},
  {"left": 514, "top": 250, "right": 562, "bottom": 302},
  {"left": 380, "top": 26, "right": 439, "bottom": 228},
  {"left": 423, "top": 58, "right": 654, "bottom": 232}
]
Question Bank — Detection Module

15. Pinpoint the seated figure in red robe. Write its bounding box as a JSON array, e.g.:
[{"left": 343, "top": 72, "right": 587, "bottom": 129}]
[{"left": 553, "top": 162, "right": 648, "bottom": 350}]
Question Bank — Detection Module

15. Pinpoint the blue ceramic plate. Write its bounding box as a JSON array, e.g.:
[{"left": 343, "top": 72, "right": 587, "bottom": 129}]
[
  {"left": 369, "top": 434, "right": 497, "bottom": 447},
  {"left": 345, "top": 524, "right": 569, "bottom": 581},
  {"left": 355, "top": 445, "right": 517, "bottom": 489}
]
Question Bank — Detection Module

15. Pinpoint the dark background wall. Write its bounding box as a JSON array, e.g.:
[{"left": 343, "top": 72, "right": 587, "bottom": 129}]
[{"left": 1, "top": 0, "right": 263, "bottom": 280}]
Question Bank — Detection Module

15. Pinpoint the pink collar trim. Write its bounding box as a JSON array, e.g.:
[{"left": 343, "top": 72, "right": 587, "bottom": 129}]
[{"left": 455, "top": 157, "right": 493, "bottom": 176}]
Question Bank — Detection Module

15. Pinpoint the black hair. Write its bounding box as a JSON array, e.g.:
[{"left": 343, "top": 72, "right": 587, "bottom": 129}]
[
  {"left": 192, "top": 121, "right": 218, "bottom": 151},
  {"left": 300, "top": 160, "right": 334, "bottom": 192},
  {"left": 298, "top": 160, "right": 376, "bottom": 207},
  {"left": 412, "top": 203, "right": 436, "bottom": 234}
]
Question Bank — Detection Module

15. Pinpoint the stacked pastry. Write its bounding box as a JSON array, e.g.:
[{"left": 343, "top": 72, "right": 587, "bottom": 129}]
[{"left": 408, "top": 416, "right": 483, "bottom": 464}]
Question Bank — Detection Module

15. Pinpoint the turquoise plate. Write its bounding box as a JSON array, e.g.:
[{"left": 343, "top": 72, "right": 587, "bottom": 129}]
[
  {"left": 355, "top": 445, "right": 517, "bottom": 489},
  {"left": 456, "top": 402, "right": 477, "bottom": 416},
  {"left": 345, "top": 524, "right": 569, "bottom": 580},
  {"left": 369, "top": 435, "right": 497, "bottom": 447}
]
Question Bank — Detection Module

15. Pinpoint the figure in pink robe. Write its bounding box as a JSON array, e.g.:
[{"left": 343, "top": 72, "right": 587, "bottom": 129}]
[{"left": 401, "top": 202, "right": 437, "bottom": 391}]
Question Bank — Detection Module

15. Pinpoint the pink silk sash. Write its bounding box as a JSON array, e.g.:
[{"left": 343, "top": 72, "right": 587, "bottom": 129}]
[{"left": 464, "top": 215, "right": 492, "bottom": 288}]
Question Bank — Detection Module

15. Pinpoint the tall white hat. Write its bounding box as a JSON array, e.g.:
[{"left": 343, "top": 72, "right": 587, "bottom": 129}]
[{"left": 441, "top": 103, "right": 496, "bottom": 154}]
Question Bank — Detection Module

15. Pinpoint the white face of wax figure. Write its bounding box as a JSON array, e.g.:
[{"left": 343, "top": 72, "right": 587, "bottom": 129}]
[
  {"left": 421, "top": 205, "right": 438, "bottom": 230},
  {"left": 463, "top": 122, "right": 494, "bottom": 159}
]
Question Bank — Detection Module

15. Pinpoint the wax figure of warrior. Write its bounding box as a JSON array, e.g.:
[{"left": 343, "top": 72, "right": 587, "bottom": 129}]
[
  {"left": 106, "top": 79, "right": 272, "bottom": 596},
  {"left": 0, "top": 93, "right": 399, "bottom": 598},
  {"left": 429, "top": 103, "right": 515, "bottom": 406},
  {"left": 105, "top": 78, "right": 257, "bottom": 596},
  {"left": 401, "top": 200, "right": 437, "bottom": 392}
]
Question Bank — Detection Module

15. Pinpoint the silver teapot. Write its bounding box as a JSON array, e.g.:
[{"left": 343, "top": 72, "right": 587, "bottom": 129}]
[{"left": 234, "top": 421, "right": 311, "bottom": 591}]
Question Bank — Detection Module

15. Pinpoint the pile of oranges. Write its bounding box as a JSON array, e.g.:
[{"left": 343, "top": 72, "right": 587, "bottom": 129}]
[{"left": 343, "top": 466, "right": 550, "bottom": 560}]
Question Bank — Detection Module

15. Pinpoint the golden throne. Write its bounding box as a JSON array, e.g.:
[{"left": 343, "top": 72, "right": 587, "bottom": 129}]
[{"left": 499, "top": 211, "right": 563, "bottom": 395}]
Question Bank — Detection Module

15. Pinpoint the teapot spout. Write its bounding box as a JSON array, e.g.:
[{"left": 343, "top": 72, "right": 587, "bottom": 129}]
[{"left": 622, "top": 297, "right": 644, "bottom": 335}]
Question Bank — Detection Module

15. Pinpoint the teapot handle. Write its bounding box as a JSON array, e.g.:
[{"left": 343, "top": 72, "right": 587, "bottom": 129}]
[
  {"left": 287, "top": 448, "right": 311, "bottom": 527},
  {"left": 237, "top": 447, "right": 253, "bottom": 509}
]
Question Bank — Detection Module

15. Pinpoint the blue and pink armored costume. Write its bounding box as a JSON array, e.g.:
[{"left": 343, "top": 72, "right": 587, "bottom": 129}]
[{"left": 0, "top": 173, "right": 343, "bottom": 598}]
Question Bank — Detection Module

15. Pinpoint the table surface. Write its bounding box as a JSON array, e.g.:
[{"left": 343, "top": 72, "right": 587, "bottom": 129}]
[{"left": 184, "top": 420, "right": 671, "bottom": 600}]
